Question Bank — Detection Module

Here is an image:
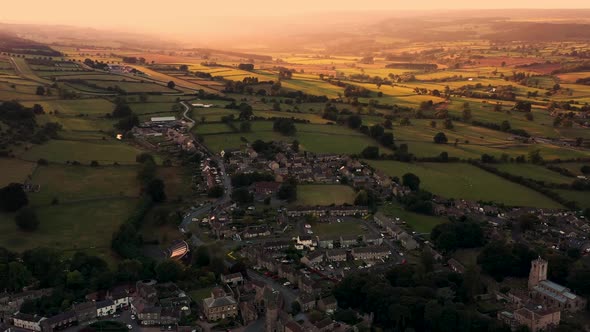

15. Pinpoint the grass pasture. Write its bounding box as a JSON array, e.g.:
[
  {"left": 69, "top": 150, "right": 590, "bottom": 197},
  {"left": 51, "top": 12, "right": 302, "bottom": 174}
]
[
  {"left": 313, "top": 220, "right": 367, "bottom": 238},
  {"left": 0, "top": 198, "right": 138, "bottom": 261},
  {"left": 29, "top": 165, "right": 139, "bottom": 205},
  {"left": 367, "top": 160, "right": 563, "bottom": 208},
  {"left": 20, "top": 139, "right": 148, "bottom": 164},
  {"left": 0, "top": 158, "right": 36, "bottom": 186},
  {"left": 380, "top": 202, "right": 447, "bottom": 234},
  {"left": 494, "top": 163, "right": 574, "bottom": 184},
  {"left": 295, "top": 185, "right": 356, "bottom": 206}
]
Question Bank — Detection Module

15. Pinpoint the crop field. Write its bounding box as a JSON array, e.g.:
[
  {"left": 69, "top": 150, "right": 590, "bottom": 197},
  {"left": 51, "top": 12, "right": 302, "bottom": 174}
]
[
  {"left": 20, "top": 139, "right": 148, "bottom": 164},
  {"left": 295, "top": 185, "right": 356, "bottom": 206},
  {"left": 191, "top": 108, "right": 236, "bottom": 122},
  {"left": 0, "top": 158, "right": 36, "bottom": 186},
  {"left": 557, "top": 72, "right": 590, "bottom": 83},
  {"left": 555, "top": 163, "right": 590, "bottom": 176},
  {"left": 80, "top": 80, "right": 177, "bottom": 93},
  {"left": 0, "top": 198, "right": 138, "bottom": 261},
  {"left": 29, "top": 165, "right": 139, "bottom": 205},
  {"left": 128, "top": 65, "right": 218, "bottom": 93},
  {"left": 367, "top": 160, "right": 563, "bottom": 208},
  {"left": 494, "top": 163, "right": 574, "bottom": 184},
  {"left": 555, "top": 190, "right": 590, "bottom": 209},
  {"left": 380, "top": 202, "right": 447, "bottom": 234}
]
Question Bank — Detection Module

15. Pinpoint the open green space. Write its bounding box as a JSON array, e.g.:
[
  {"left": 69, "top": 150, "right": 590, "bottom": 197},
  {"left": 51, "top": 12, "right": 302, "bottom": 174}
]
[
  {"left": 494, "top": 163, "right": 575, "bottom": 184},
  {"left": 367, "top": 160, "right": 563, "bottom": 208},
  {"left": 314, "top": 220, "right": 367, "bottom": 238},
  {"left": 20, "top": 139, "right": 148, "bottom": 164},
  {"left": 380, "top": 202, "right": 447, "bottom": 234},
  {"left": 0, "top": 198, "right": 138, "bottom": 262},
  {"left": 295, "top": 185, "right": 356, "bottom": 206},
  {"left": 29, "top": 165, "right": 139, "bottom": 205},
  {"left": 555, "top": 190, "right": 590, "bottom": 209}
]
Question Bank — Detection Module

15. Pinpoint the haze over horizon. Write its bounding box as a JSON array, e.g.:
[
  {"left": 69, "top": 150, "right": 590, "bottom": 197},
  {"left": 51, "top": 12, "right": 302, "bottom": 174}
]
[{"left": 2, "top": 0, "right": 590, "bottom": 41}]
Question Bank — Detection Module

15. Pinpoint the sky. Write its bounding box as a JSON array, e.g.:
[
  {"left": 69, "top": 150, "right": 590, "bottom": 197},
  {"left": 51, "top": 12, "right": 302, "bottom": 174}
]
[{"left": 1, "top": 0, "right": 590, "bottom": 38}]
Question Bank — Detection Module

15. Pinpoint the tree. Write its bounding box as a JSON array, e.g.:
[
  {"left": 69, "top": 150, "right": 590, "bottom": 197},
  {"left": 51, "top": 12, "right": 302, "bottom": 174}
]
[
  {"left": 167, "top": 81, "right": 176, "bottom": 89},
  {"left": 179, "top": 64, "right": 189, "bottom": 71},
  {"left": 500, "top": 120, "right": 511, "bottom": 132},
  {"left": 462, "top": 108, "right": 472, "bottom": 121},
  {"left": 273, "top": 118, "right": 296, "bottom": 136},
  {"left": 66, "top": 270, "right": 84, "bottom": 289},
  {"left": 208, "top": 185, "right": 224, "bottom": 198},
  {"left": 6, "top": 262, "right": 32, "bottom": 291},
  {"left": 291, "top": 140, "right": 300, "bottom": 153},
  {"left": 380, "top": 133, "right": 394, "bottom": 147},
  {"left": 0, "top": 183, "right": 28, "bottom": 212},
  {"left": 361, "top": 146, "right": 379, "bottom": 159},
  {"left": 528, "top": 149, "right": 543, "bottom": 164},
  {"left": 36, "top": 86, "right": 45, "bottom": 96},
  {"left": 155, "top": 260, "right": 183, "bottom": 282},
  {"left": 115, "top": 114, "right": 139, "bottom": 131},
  {"left": 231, "top": 188, "right": 254, "bottom": 204},
  {"left": 15, "top": 208, "right": 39, "bottom": 231},
  {"left": 239, "top": 121, "right": 251, "bottom": 133},
  {"left": 146, "top": 179, "right": 166, "bottom": 202},
  {"left": 402, "top": 173, "right": 420, "bottom": 191},
  {"left": 112, "top": 103, "right": 132, "bottom": 118},
  {"left": 581, "top": 165, "right": 590, "bottom": 174},
  {"left": 383, "top": 119, "right": 393, "bottom": 129},
  {"left": 369, "top": 125, "right": 385, "bottom": 138},
  {"left": 348, "top": 115, "right": 362, "bottom": 129},
  {"left": 278, "top": 178, "right": 297, "bottom": 202},
  {"left": 291, "top": 301, "right": 301, "bottom": 315},
  {"left": 433, "top": 132, "right": 448, "bottom": 144}
]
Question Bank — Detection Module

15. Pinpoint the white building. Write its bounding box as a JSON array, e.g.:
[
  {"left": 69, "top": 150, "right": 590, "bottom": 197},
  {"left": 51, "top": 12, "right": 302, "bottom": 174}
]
[
  {"left": 96, "top": 300, "right": 117, "bottom": 317},
  {"left": 12, "top": 313, "right": 45, "bottom": 331}
]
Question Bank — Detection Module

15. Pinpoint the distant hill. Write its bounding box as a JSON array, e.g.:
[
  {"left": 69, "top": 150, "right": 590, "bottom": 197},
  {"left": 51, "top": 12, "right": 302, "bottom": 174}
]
[{"left": 0, "top": 31, "right": 62, "bottom": 56}]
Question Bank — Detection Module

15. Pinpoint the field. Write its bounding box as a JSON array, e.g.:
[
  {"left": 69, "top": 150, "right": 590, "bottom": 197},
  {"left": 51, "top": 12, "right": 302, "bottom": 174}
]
[
  {"left": 380, "top": 202, "right": 447, "bottom": 234},
  {"left": 29, "top": 165, "right": 139, "bottom": 205},
  {"left": 313, "top": 220, "right": 367, "bottom": 238},
  {"left": 367, "top": 161, "right": 563, "bottom": 208},
  {"left": 494, "top": 163, "right": 575, "bottom": 184},
  {"left": 0, "top": 158, "right": 36, "bottom": 186},
  {"left": 19, "top": 139, "right": 148, "bottom": 164},
  {"left": 0, "top": 198, "right": 138, "bottom": 262},
  {"left": 295, "top": 185, "right": 356, "bottom": 206},
  {"left": 196, "top": 121, "right": 387, "bottom": 155}
]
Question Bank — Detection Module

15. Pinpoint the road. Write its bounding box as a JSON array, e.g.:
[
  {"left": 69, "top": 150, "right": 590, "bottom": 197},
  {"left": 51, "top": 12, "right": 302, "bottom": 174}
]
[
  {"left": 248, "top": 269, "right": 297, "bottom": 309},
  {"left": 180, "top": 101, "right": 195, "bottom": 128}
]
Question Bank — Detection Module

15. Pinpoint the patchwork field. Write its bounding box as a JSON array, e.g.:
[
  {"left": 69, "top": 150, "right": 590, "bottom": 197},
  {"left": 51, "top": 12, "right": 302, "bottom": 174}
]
[
  {"left": 380, "top": 202, "right": 447, "bottom": 234},
  {"left": 494, "top": 163, "right": 575, "bottom": 184},
  {"left": 295, "top": 185, "right": 356, "bottom": 206},
  {"left": 313, "top": 220, "right": 367, "bottom": 238},
  {"left": 367, "top": 160, "right": 563, "bottom": 208},
  {"left": 20, "top": 139, "right": 148, "bottom": 164}
]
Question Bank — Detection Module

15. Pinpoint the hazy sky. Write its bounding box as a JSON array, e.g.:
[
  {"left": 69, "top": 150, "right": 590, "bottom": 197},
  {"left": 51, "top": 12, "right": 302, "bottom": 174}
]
[{"left": 1, "top": 0, "right": 590, "bottom": 37}]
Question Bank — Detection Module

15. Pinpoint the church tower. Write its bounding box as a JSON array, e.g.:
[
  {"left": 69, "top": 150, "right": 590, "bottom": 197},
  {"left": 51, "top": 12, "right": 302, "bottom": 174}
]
[{"left": 528, "top": 257, "right": 548, "bottom": 289}]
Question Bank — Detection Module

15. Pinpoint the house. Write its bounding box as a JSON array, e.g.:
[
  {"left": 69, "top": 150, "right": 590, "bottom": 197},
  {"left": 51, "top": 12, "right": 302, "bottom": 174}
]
[
  {"left": 40, "top": 311, "right": 76, "bottom": 332},
  {"left": 72, "top": 301, "right": 97, "bottom": 323},
  {"left": 448, "top": 259, "right": 465, "bottom": 274},
  {"left": 202, "top": 288, "right": 238, "bottom": 321},
  {"left": 363, "top": 234, "right": 383, "bottom": 246},
  {"left": 12, "top": 313, "right": 45, "bottom": 332},
  {"left": 301, "top": 251, "right": 324, "bottom": 267},
  {"left": 285, "top": 320, "right": 305, "bottom": 332},
  {"left": 278, "top": 264, "right": 299, "bottom": 284},
  {"left": 96, "top": 299, "right": 116, "bottom": 317},
  {"left": 221, "top": 273, "right": 244, "bottom": 287},
  {"left": 316, "top": 236, "right": 338, "bottom": 249},
  {"left": 108, "top": 290, "right": 131, "bottom": 309},
  {"left": 325, "top": 249, "right": 347, "bottom": 262},
  {"left": 295, "top": 235, "right": 316, "bottom": 250},
  {"left": 351, "top": 246, "right": 391, "bottom": 261},
  {"left": 309, "top": 317, "right": 335, "bottom": 332},
  {"left": 399, "top": 232, "right": 419, "bottom": 250},
  {"left": 513, "top": 306, "right": 560, "bottom": 332},
  {"left": 296, "top": 293, "right": 316, "bottom": 312},
  {"left": 243, "top": 226, "right": 271, "bottom": 239},
  {"left": 339, "top": 235, "right": 359, "bottom": 248},
  {"left": 317, "top": 296, "right": 338, "bottom": 313},
  {"left": 251, "top": 182, "right": 281, "bottom": 200}
]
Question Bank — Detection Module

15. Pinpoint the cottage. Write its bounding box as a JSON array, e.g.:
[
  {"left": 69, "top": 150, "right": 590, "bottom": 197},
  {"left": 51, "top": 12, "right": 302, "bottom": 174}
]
[
  {"left": 351, "top": 246, "right": 391, "bottom": 261},
  {"left": 96, "top": 299, "right": 116, "bottom": 317},
  {"left": 40, "top": 311, "right": 76, "bottom": 332},
  {"left": 221, "top": 272, "right": 244, "bottom": 287},
  {"left": 202, "top": 288, "right": 238, "bottom": 321},
  {"left": 72, "top": 301, "right": 97, "bottom": 323},
  {"left": 339, "top": 235, "right": 359, "bottom": 248},
  {"left": 243, "top": 226, "right": 271, "bottom": 239},
  {"left": 325, "top": 249, "right": 347, "bottom": 262},
  {"left": 12, "top": 313, "right": 45, "bottom": 332},
  {"left": 300, "top": 251, "right": 324, "bottom": 267},
  {"left": 363, "top": 234, "right": 383, "bottom": 246}
]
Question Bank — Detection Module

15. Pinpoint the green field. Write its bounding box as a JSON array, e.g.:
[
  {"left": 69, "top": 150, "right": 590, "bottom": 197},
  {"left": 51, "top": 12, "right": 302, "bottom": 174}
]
[
  {"left": 0, "top": 198, "right": 138, "bottom": 261},
  {"left": 196, "top": 121, "right": 386, "bottom": 155},
  {"left": 380, "top": 202, "right": 447, "bottom": 234},
  {"left": 367, "top": 160, "right": 563, "bottom": 208},
  {"left": 555, "top": 190, "right": 590, "bottom": 209},
  {"left": 22, "top": 99, "right": 114, "bottom": 115},
  {"left": 313, "top": 220, "right": 367, "bottom": 237},
  {"left": 20, "top": 139, "right": 148, "bottom": 164},
  {"left": 295, "top": 185, "right": 356, "bottom": 206},
  {"left": 0, "top": 158, "right": 36, "bottom": 186},
  {"left": 29, "top": 165, "right": 139, "bottom": 205},
  {"left": 494, "top": 163, "right": 575, "bottom": 184}
]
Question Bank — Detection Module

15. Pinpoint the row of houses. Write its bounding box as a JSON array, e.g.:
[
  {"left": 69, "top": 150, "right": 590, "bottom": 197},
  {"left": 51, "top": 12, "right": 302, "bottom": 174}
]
[{"left": 286, "top": 205, "right": 369, "bottom": 218}]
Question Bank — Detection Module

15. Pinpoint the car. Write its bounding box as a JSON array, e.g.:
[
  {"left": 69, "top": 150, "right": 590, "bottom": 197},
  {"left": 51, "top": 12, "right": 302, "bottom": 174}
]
[
  {"left": 127, "top": 325, "right": 133, "bottom": 330},
  {"left": 304, "top": 224, "right": 311, "bottom": 229},
  {"left": 113, "top": 314, "right": 120, "bottom": 318},
  {"left": 131, "top": 314, "right": 135, "bottom": 320},
  {"left": 283, "top": 281, "right": 291, "bottom": 286}
]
